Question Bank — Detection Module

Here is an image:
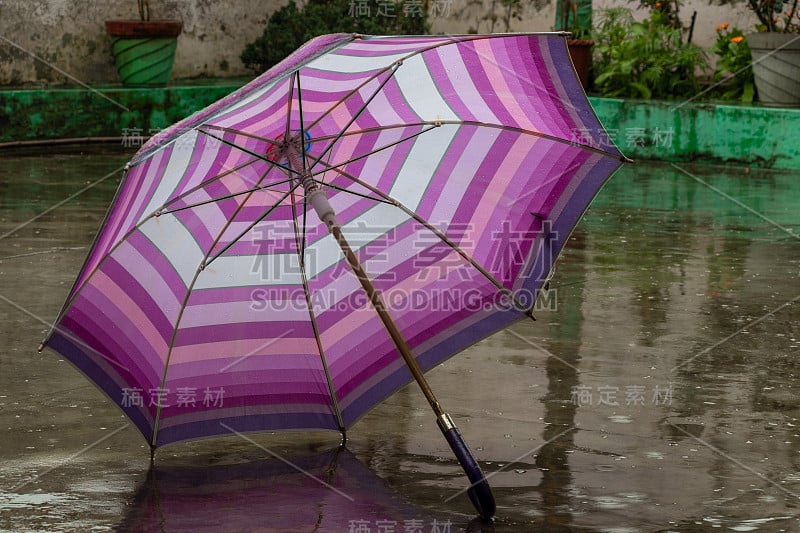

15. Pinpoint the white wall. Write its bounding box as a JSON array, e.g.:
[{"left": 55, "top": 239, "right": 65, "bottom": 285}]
[
  {"left": 429, "top": 0, "right": 759, "bottom": 49},
  {"left": 0, "top": 0, "right": 760, "bottom": 85},
  {"left": 0, "top": 0, "right": 279, "bottom": 85}
]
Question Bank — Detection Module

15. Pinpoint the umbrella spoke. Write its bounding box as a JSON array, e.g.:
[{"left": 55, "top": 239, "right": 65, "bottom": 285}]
[
  {"left": 300, "top": 34, "right": 481, "bottom": 135},
  {"left": 310, "top": 124, "right": 439, "bottom": 180},
  {"left": 316, "top": 181, "right": 392, "bottom": 206},
  {"left": 157, "top": 158, "right": 263, "bottom": 214},
  {"left": 198, "top": 124, "right": 282, "bottom": 148},
  {"left": 205, "top": 182, "right": 302, "bottom": 268},
  {"left": 305, "top": 122, "right": 438, "bottom": 144},
  {"left": 289, "top": 183, "right": 346, "bottom": 434},
  {"left": 289, "top": 186, "right": 303, "bottom": 266},
  {"left": 304, "top": 61, "right": 400, "bottom": 133},
  {"left": 296, "top": 71, "right": 308, "bottom": 173},
  {"left": 199, "top": 129, "right": 302, "bottom": 178},
  {"left": 152, "top": 158, "right": 283, "bottom": 445},
  {"left": 301, "top": 193, "right": 308, "bottom": 262},
  {"left": 308, "top": 118, "right": 625, "bottom": 172},
  {"left": 308, "top": 63, "right": 401, "bottom": 172},
  {"left": 284, "top": 72, "right": 296, "bottom": 142},
  {"left": 158, "top": 178, "right": 295, "bottom": 216},
  {"left": 313, "top": 160, "right": 537, "bottom": 319},
  {"left": 52, "top": 157, "right": 274, "bottom": 323},
  {"left": 436, "top": 120, "right": 627, "bottom": 161}
]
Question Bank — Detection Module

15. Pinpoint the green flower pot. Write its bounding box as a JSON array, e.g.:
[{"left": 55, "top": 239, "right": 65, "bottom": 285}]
[{"left": 106, "top": 20, "right": 182, "bottom": 87}]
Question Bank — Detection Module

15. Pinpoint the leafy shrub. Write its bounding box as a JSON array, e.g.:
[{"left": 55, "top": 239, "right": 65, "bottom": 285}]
[
  {"left": 711, "top": 24, "right": 755, "bottom": 103},
  {"left": 241, "top": 0, "right": 429, "bottom": 72},
  {"left": 592, "top": 8, "right": 709, "bottom": 99},
  {"left": 746, "top": 0, "right": 800, "bottom": 33}
]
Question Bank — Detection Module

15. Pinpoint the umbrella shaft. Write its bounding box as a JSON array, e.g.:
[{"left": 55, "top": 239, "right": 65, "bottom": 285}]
[
  {"left": 327, "top": 222, "right": 444, "bottom": 417},
  {"left": 286, "top": 143, "right": 443, "bottom": 415}
]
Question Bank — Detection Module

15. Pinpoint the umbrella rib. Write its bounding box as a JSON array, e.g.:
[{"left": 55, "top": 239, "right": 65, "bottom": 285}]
[
  {"left": 303, "top": 63, "right": 396, "bottom": 133},
  {"left": 289, "top": 187, "right": 346, "bottom": 435},
  {"left": 289, "top": 188, "right": 304, "bottom": 269},
  {"left": 310, "top": 119, "right": 621, "bottom": 184},
  {"left": 375, "top": 33, "right": 621, "bottom": 155},
  {"left": 437, "top": 120, "right": 626, "bottom": 161},
  {"left": 300, "top": 34, "right": 497, "bottom": 135},
  {"left": 284, "top": 71, "right": 296, "bottom": 142},
  {"left": 316, "top": 182, "right": 392, "bottom": 205},
  {"left": 314, "top": 161, "right": 537, "bottom": 320},
  {"left": 307, "top": 63, "right": 401, "bottom": 172},
  {"left": 156, "top": 157, "right": 264, "bottom": 213},
  {"left": 302, "top": 122, "right": 434, "bottom": 144},
  {"left": 151, "top": 164, "right": 280, "bottom": 446},
  {"left": 198, "top": 129, "right": 302, "bottom": 178},
  {"left": 297, "top": 71, "right": 309, "bottom": 172},
  {"left": 53, "top": 153, "right": 292, "bottom": 327},
  {"left": 303, "top": 34, "right": 624, "bottom": 163},
  {"left": 205, "top": 182, "right": 301, "bottom": 268},
  {"left": 46, "top": 156, "right": 263, "bottom": 337},
  {"left": 158, "top": 178, "right": 295, "bottom": 216},
  {"left": 301, "top": 193, "right": 309, "bottom": 261},
  {"left": 309, "top": 120, "right": 622, "bottom": 163},
  {"left": 309, "top": 124, "right": 438, "bottom": 179},
  {"left": 198, "top": 124, "right": 283, "bottom": 148}
]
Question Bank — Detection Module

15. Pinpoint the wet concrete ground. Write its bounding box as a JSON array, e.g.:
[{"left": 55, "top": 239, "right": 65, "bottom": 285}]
[{"left": 1, "top": 148, "right": 799, "bottom": 532}]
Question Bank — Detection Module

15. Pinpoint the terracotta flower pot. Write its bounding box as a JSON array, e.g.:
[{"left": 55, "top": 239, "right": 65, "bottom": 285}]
[
  {"left": 567, "top": 39, "right": 594, "bottom": 91},
  {"left": 106, "top": 20, "right": 182, "bottom": 87}
]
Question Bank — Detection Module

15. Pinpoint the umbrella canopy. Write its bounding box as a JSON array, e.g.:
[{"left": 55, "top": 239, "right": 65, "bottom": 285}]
[{"left": 42, "top": 33, "right": 624, "bottom": 517}]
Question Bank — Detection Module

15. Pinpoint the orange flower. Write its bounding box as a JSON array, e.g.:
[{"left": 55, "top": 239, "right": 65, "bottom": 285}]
[
  {"left": 730, "top": 35, "right": 744, "bottom": 43},
  {"left": 715, "top": 22, "right": 730, "bottom": 30},
  {"left": 655, "top": 1, "right": 662, "bottom": 7}
]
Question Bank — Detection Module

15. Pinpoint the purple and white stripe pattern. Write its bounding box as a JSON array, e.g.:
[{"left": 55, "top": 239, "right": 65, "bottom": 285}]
[{"left": 45, "top": 34, "right": 624, "bottom": 446}]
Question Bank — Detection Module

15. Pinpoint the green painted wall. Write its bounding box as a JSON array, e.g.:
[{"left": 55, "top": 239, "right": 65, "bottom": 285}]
[
  {"left": 1, "top": 85, "right": 799, "bottom": 170},
  {"left": 589, "top": 98, "right": 800, "bottom": 170},
  {"left": 0, "top": 82, "right": 246, "bottom": 145}
]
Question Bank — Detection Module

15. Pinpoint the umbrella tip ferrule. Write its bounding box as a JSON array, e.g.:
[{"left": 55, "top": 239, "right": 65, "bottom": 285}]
[{"left": 37, "top": 343, "right": 45, "bottom": 353}]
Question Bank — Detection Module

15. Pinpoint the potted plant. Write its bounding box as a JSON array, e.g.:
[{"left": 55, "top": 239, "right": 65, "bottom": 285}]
[
  {"left": 744, "top": 0, "right": 800, "bottom": 106},
  {"left": 105, "top": 0, "right": 182, "bottom": 86},
  {"left": 555, "top": 0, "right": 593, "bottom": 90}
]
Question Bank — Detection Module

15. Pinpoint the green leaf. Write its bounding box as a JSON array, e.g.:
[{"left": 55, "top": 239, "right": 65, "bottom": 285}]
[
  {"left": 741, "top": 82, "right": 754, "bottom": 104},
  {"left": 629, "top": 82, "right": 652, "bottom": 99}
]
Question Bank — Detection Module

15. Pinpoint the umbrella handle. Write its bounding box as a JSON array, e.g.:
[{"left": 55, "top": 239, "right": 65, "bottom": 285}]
[{"left": 438, "top": 414, "right": 496, "bottom": 521}]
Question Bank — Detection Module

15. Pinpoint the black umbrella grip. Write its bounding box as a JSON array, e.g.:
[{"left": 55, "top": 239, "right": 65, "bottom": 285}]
[{"left": 437, "top": 414, "right": 496, "bottom": 521}]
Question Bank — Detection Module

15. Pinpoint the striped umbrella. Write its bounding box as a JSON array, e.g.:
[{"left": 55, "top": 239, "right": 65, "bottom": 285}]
[{"left": 41, "top": 33, "right": 625, "bottom": 519}]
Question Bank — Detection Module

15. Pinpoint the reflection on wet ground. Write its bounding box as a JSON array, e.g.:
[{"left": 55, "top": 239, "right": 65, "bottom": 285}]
[{"left": 1, "top": 148, "right": 799, "bottom": 532}]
